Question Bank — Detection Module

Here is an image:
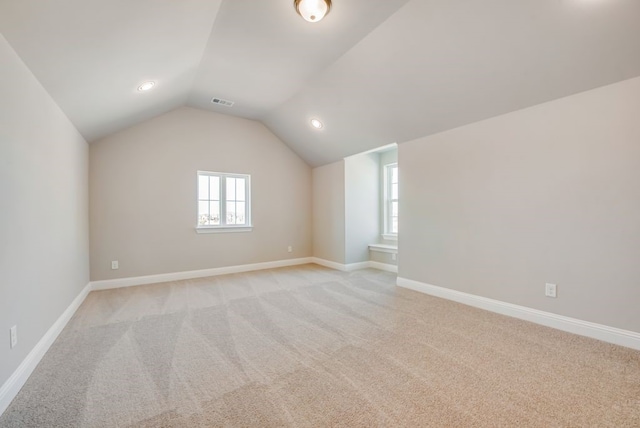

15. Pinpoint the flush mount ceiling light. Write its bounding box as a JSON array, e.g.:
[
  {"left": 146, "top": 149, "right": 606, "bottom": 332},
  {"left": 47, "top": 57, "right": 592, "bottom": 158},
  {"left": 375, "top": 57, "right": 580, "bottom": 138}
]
[
  {"left": 294, "top": 0, "right": 331, "bottom": 23},
  {"left": 137, "top": 81, "right": 155, "bottom": 92},
  {"left": 310, "top": 118, "right": 324, "bottom": 129}
]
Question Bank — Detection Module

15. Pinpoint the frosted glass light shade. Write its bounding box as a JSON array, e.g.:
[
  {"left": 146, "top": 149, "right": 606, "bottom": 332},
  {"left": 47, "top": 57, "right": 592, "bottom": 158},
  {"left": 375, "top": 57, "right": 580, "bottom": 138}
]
[
  {"left": 294, "top": 0, "right": 331, "bottom": 23},
  {"left": 137, "top": 81, "right": 155, "bottom": 91}
]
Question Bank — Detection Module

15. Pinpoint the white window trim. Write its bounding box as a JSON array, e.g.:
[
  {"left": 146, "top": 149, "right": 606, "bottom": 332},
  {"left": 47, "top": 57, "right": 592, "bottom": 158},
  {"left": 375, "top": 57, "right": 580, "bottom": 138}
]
[
  {"left": 383, "top": 162, "right": 398, "bottom": 238},
  {"left": 196, "top": 171, "right": 252, "bottom": 233},
  {"left": 196, "top": 226, "right": 253, "bottom": 234}
]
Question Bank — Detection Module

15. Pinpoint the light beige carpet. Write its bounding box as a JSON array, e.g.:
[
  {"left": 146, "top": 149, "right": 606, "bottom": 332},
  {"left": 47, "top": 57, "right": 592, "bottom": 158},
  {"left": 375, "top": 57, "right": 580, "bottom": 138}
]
[{"left": 1, "top": 264, "right": 638, "bottom": 427}]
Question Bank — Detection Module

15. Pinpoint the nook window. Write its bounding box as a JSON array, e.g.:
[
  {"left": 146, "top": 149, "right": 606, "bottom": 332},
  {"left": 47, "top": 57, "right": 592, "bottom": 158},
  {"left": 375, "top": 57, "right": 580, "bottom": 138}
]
[{"left": 384, "top": 163, "right": 398, "bottom": 237}]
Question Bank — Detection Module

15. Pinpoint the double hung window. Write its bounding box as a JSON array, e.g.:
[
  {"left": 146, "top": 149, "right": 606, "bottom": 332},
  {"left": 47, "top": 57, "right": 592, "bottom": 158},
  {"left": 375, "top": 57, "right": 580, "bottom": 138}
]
[{"left": 197, "top": 171, "right": 251, "bottom": 232}]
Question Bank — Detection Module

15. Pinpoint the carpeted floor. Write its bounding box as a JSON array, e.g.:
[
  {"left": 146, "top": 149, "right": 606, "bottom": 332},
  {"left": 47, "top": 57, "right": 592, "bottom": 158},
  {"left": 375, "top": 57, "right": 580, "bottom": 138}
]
[{"left": 1, "top": 264, "right": 639, "bottom": 427}]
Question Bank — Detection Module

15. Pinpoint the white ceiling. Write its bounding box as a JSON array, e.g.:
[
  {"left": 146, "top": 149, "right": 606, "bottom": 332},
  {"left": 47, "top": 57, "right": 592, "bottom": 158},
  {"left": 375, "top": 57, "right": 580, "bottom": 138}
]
[{"left": 2, "top": 0, "right": 640, "bottom": 166}]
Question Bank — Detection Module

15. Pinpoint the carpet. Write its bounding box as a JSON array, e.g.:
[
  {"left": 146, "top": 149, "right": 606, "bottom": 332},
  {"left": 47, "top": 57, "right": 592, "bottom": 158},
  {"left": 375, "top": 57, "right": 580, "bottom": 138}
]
[{"left": 1, "top": 264, "right": 638, "bottom": 427}]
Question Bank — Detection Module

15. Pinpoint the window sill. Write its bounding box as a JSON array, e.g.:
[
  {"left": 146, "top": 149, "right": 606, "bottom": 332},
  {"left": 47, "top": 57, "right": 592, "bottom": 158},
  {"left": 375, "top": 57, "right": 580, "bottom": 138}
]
[
  {"left": 382, "top": 234, "right": 398, "bottom": 241},
  {"left": 196, "top": 226, "right": 253, "bottom": 234},
  {"left": 368, "top": 243, "right": 398, "bottom": 254}
]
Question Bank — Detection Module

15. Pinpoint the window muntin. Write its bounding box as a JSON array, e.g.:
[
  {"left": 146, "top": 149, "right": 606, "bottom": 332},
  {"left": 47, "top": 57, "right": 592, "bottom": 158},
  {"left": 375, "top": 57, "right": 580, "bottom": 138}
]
[
  {"left": 197, "top": 171, "right": 251, "bottom": 229},
  {"left": 384, "top": 163, "right": 398, "bottom": 236}
]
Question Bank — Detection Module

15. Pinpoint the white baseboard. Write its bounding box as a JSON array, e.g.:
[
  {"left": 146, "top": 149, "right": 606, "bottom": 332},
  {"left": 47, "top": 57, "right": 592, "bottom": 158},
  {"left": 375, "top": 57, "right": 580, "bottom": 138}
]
[
  {"left": 368, "top": 261, "right": 398, "bottom": 273},
  {"left": 397, "top": 277, "right": 640, "bottom": 351},
  {"left": 0, "top": 282, "right": 92, "bottom": 417},
  {"left": 310, "top": 257, "right": 351, "bottom": 271},
  {"left": 91, "top": 257, "right": 314, "bottom": 290},
  {"left": 311, "top": 257, "right": 397, "bottom": 273},
  {"left": 343, "top": 261, "right": 371, "bottom": 271}
]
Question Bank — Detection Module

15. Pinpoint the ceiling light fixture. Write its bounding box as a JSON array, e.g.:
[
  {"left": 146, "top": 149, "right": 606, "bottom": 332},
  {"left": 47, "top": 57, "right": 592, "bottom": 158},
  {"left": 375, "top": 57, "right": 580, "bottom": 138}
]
[
  {"left": 310, "top": 118, "right": 324, "bottom": 129},
  {"left": 294, "top": 0, "right": 331, "bottom": 23},
  {"left": 137, "top": 81, "right": 156, "bottom": 92}
]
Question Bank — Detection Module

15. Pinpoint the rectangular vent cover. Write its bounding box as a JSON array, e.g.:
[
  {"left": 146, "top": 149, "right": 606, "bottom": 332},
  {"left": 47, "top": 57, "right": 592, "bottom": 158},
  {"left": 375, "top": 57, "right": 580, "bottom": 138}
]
[{"left": 211, "top": 97, "right": 235, "bottom": 107}]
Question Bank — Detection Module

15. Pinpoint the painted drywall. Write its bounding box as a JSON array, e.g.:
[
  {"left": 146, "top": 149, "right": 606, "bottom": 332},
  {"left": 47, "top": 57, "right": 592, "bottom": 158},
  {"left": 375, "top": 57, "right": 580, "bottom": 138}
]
[
  {"left": 400, "top": 76, "right": 640, "bottom": 333},
  {"left": 379, "top": 150, "right": 397, "bottom": 170},
  {"left": 89, "top": 107, "right": 311, "bottom": 280},
  {"left": 369, "top": 250, "right": 398, "bottom": 266},
  {"left": 313, "top": 150, "right": 392, "bottom": 265},
  {"left": 0, "top": 35, "right": 89, "bottom": 386},
  {"left": 312, "top": 160, "right": 345, "bottom": 264},
  {"left": 370, "top": 250, "right": 397, "bottom": 266},
  {"left": 345, "top": 153, "right": 380, "bottom": 264}
]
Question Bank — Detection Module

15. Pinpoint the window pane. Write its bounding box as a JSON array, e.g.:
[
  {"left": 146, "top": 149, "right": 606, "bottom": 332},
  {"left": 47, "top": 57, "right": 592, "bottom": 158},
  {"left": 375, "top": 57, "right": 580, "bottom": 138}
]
[
  {"left": 198, "top": 201, "right": 209, "bottom": 226},
  {"left": 210, "top": 176, "right": 220, "bottom": 200},
  {"left": 198, "top": 175, "right": 209, "bottom": 200},
  {"left": 236, "top": 202, "right": 246, "bottom": 224},
  {"left": 227, "top": 202, "right": 236, "bottom": 224},
  {"left": 385, "top": 165, "right": 398, "bottom": 235},
  {"left": 236, "top": 178, "right": 246, "bottom": 201},
  {"left": 209, "top": 201, "right": 220, "bottom": 225},
  {"left": 226, "top": 177, "right": 236, "bottom": 200}
]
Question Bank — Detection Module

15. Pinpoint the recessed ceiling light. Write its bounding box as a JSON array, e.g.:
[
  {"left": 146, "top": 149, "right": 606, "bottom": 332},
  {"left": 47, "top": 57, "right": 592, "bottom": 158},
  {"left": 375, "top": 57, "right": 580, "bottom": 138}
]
[
  {"left": 137, "top": 81, "right": 155, "bottom": 92},
  {"left": 310, "top": 118, "right": 323, "bottom": 129}
]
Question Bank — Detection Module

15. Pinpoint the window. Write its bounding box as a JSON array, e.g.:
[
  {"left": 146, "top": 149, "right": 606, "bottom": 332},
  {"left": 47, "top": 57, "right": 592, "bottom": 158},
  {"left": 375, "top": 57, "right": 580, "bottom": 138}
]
[
  {"left": 384, "top": 163, "right": 398, "bottom": 238},
  {"left": 197, "top": 171, "right": 251, "bottom": 233}
]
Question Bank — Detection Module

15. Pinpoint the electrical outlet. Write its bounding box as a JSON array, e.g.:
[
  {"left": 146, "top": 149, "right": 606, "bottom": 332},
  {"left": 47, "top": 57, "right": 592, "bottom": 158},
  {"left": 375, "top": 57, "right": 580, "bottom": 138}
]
[
  {"left": 287, "top": 246, "right": 293, "bottom": 253},
  {"left": 111, "top": 260, "right": 119, "bottom": 270},
  {"left": 545, "top": 283, "right": 557, "bottom": 298},
  {"left": 10, "top": 325, "right": 17, "bottom": 349}
]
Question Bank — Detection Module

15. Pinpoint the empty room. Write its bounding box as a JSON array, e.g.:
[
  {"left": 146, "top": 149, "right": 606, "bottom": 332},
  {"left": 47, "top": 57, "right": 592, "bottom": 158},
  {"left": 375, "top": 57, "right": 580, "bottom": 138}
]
[{"left": 1, "top": 0, "right": 639, "bottom": 426}]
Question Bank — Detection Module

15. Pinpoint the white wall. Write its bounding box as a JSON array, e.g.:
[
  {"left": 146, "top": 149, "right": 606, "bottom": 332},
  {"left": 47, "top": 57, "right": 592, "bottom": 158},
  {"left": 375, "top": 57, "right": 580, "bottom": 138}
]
[
  {"left": 370, "top": 249, "right": 396, "bottom": 266},
  {"left": 0, "top": 35, "right": 90, "bottom": 387},
  {"left": 345, "top": 153, "right": 380, "bottom": 264},
  {"left": 379, "top": 150, "right": 398, "bottom": 166},
  {"left": 312, "top": 160, "right": 345, "bottom": 264},
  {"left": 313, "top": 152, "right": 386, "bottom": 266},
  {"left": 400, "top": 76, "right": 640, "bottom": 333},
  {"left": 89, "top": 107, "right": 311, "bottom": 280}
]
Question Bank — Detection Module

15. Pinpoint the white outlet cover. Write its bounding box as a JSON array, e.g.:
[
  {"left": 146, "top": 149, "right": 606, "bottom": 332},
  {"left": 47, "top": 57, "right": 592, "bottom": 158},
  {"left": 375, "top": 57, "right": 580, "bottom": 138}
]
[
  {"left": 111, "top": 260, "right": 119, "bottom": 270},
  {"left": 10, "top": 325, "right": 17, "bottom": 348},
  {"left": 545, "top": 283, "right": 557, "bottom": 298}
]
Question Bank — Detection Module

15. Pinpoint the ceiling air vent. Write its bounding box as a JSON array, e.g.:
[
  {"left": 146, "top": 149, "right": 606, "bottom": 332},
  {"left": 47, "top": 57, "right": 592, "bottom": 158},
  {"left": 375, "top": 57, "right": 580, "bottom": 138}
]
[{"left": 211, "top": 97, "right": 235, "bottom": 107}]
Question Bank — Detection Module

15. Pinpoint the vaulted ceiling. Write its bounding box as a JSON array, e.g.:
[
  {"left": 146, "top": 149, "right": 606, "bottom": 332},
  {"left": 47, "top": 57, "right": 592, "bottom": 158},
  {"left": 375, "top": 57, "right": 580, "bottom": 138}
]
[{"left": 2, "top": 0, "right": 640, "bottom": 166}]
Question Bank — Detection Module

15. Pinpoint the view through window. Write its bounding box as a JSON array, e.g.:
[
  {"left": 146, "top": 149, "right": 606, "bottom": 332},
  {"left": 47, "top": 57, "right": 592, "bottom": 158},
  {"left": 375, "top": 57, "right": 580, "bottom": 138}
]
[{"left": 384, "top": 163, "right": 398, "bottom": 236}]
